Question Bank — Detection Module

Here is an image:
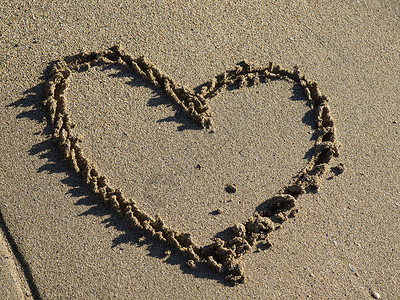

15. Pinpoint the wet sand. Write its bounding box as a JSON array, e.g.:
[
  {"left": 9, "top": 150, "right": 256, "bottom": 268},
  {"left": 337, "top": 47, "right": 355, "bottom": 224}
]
[{"left": 0, "top": 1, "right": 399, "bottom": 298}]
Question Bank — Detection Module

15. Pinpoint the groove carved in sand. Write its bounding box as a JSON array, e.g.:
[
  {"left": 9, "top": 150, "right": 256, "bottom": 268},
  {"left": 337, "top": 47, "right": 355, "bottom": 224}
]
[{"left": 43, "top": 45, "right": 340, "bottom": 284}]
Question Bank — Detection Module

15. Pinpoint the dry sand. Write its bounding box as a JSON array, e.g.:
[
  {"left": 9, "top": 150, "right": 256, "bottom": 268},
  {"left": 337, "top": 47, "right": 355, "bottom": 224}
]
[{"left": 1, "top": 0, "right": 399, "bottom": 299}]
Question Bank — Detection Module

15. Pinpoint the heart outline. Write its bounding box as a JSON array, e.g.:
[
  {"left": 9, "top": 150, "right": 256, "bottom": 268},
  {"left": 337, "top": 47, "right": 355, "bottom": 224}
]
[{"left": 43, "top": 46, "right": 340, "bottom": 284}]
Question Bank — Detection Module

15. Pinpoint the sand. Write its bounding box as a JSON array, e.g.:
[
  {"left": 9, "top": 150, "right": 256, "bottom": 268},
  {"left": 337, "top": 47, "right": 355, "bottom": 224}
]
[{"left": 1, "top": 0, "right": 399, "bottom": 299}]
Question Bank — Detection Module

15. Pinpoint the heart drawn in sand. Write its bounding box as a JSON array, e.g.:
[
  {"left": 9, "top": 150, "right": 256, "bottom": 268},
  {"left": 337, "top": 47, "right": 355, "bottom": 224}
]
[{"left": 43, "top": 46, "right": 340, "bottom": 284}]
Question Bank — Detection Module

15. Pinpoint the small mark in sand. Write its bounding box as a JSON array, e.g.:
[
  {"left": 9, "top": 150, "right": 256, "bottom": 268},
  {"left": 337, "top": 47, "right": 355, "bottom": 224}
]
[
  {"left": 210, "top": 208, "right": 223, "bottom": 215},
  {"left": 186, "top": 259, "right": 196, "bottom": 269},
  {"left": 225, "top": 183, "right": 237, "bottom": 193},
  {"left": 331, "top": 163, "right": 345, "bottom": 175},
  {"left": 370, "top": 290, "right": 381, "bottom": 299}
]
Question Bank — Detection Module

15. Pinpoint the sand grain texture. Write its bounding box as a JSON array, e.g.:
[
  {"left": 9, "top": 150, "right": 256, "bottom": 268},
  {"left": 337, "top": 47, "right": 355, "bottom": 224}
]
[{"left": 1, "top": 0, "right": 399, "bottom": 299}]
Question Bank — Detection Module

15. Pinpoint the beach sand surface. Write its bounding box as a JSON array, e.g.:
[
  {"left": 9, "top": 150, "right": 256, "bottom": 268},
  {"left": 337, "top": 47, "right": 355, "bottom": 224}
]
[{"left": 0, "top": 1, "right": 399, "bottom": 298}]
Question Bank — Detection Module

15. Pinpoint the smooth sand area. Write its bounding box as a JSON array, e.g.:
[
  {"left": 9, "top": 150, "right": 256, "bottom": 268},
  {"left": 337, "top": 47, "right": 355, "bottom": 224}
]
[{"left": 1, "top": 1, "right": 399, "bottom": 299}]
